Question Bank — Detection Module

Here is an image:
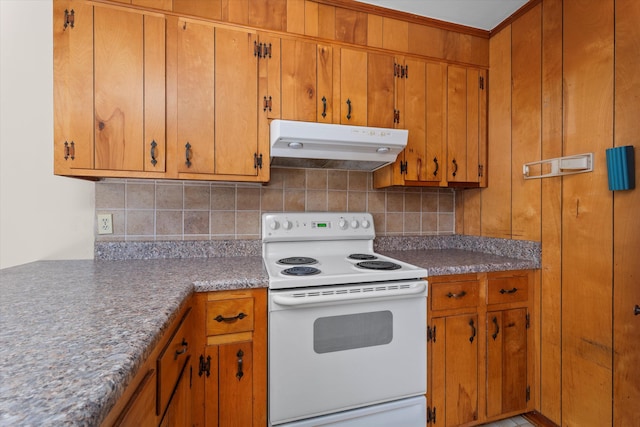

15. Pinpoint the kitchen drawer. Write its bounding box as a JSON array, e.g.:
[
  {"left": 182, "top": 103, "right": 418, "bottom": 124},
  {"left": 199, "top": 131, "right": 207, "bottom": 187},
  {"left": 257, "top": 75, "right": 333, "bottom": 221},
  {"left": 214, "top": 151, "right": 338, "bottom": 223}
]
[
  {"left": 487, "top": 274, "right": 529, "bottom": 305},
  {"left": 431, "top": 279, "right": 480, "bottom": 311},
  {"left": 157, "top": 308, "right": 192, "bottom": 416},
  {"left": 206, "top": 297, "right": 254, "bottom": 336}
]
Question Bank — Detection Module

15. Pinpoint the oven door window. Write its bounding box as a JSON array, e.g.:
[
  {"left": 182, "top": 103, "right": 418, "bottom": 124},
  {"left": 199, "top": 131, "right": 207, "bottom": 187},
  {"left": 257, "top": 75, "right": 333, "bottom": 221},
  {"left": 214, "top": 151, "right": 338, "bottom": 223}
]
[{"left": 314, "top": 311, "right": 393, "bottom": 354}]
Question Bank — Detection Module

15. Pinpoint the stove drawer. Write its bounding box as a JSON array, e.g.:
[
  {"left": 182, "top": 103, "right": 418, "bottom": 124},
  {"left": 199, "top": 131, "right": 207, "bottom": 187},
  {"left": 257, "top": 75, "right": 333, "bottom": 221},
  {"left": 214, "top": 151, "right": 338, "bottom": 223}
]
[
  {"left": 206, "top": 297, "right": 254, "bottom": 336},
  {"left": 430, "top": 278, "right": 479, "bottom": 311}
]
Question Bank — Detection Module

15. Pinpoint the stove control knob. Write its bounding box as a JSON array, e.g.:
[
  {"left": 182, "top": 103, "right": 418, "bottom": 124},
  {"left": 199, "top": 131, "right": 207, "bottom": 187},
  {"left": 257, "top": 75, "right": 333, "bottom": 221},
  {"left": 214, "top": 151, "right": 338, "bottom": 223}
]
[
  {"left": 361, "top": 219, "right": 371, "bottom": 229},
  {"left": 269, "top": 220, "right": 280, "bottom": 230},
  {"left": 338, "top": 219, "right": 348, "bottom": 230},
  {"left": 282, "top": 220, "right": 293, "bottom": 230},
  {"left": 350, "top": 220, "right": 359, "bottom": 229}
]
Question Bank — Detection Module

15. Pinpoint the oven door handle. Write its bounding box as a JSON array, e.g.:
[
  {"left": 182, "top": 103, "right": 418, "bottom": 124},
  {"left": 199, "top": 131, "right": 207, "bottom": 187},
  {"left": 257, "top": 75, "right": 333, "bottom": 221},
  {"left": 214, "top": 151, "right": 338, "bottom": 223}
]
[{"left": 271, "top": 281, "right": 427, "bottom": 306}]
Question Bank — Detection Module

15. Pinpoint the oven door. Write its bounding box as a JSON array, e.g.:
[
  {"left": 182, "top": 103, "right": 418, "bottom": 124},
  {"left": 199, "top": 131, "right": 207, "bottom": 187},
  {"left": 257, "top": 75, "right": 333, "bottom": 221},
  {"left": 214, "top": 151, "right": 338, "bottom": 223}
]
[{"left": 269, "top": 280, "right": 427, "bottom": 426}]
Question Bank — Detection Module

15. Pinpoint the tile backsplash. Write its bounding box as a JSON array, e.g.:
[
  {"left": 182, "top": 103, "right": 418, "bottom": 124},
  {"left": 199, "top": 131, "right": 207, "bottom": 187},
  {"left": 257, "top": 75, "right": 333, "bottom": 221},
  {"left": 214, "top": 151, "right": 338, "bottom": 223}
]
[{"left": 95, "top": 168, "right": 455, "bottom": 241}]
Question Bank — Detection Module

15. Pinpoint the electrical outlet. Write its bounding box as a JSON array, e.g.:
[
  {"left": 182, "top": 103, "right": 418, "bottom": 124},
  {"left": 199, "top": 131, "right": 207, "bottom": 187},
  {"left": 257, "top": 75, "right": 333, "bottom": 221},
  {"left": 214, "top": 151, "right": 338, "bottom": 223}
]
[{"left": 97, "top": 214, "right": 113, "bottom": 235}]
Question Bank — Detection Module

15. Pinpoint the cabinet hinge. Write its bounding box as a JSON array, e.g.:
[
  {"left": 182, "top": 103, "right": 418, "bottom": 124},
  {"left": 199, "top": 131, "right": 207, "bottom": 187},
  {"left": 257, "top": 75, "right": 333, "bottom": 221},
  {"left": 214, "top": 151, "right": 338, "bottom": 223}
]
[
  {"left": 403, "top": 64, "right": 408, "bottom": 79},
  {"left": 400, "top": 160, "right": 408, "bottom": 174},
  {"left": 526, "top": 385, "right": 531, "bottom": 402},
  {"left": 263, "top": 95, "right": 272, "bottom": 112},
  {"left": 478, "top": 164, "right": 484, "bottom": 177},
  {"left": 63, "top": 141, "right": 75, "bottom": 160},
  {"left": 198, "top": 355, "right": 211, "bottom": 377},
  {"left": 254, "top": 153, "right": 263, "bottom": 169},
  {"left": 63, "top": 9, "right": 75, "bottom": 30},
  {"left": 526, "top": 313, "right": 530, "bottom": 329},
  {"left": 427, "top": 406, "right": 436, "bottom": 424},
  {"left": 479, "top": 75, "right": 485, "bottom": 90},
  {"left": 393, "top": 109, "right": 400, "bottom": 124},
  {"left": 427, "top": 325, "right": 436, "bottom": 342},
  {"left": 254, "top": 42, "right": 272, "bottom": 59},
  {"left": 394, "top": 63, "right": 400, "bottom": 77}
]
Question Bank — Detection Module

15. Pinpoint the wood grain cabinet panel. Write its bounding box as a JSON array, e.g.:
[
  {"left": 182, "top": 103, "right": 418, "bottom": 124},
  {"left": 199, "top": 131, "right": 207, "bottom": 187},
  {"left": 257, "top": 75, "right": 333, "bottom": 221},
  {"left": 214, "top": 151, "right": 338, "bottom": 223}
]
[
  {"left": 176, "top": 21, "right": 266, "bottom": 181},
  {"left": 54, "top": 1, "right": 166, "bottom": 177},
  {"left": 428, "top": 271, "right": 533, "bottom": 426},
  {"left": 196, "top": 289, "right": 267, "bottom": 427}
]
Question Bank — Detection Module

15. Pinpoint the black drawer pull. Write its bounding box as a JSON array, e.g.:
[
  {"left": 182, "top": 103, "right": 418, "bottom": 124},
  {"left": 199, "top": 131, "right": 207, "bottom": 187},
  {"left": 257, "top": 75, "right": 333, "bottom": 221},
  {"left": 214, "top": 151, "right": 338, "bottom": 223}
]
[
  {"left": 446, "top": 291, "right": 467, "bottom": 299},
  {"left": 215, "top": 312, "right": 247, "bottom": 323},
  {"left": 236, "top": 349, "right": 244, "bottom": 380},
  {"left": 499, "top": 287, "right": 519, "bottom": 294},
  {"left": 634, "top": 305, "right": 640, "bottom": 316},
  {"left": 492, "top": 317, "right": 500, "bottom": 340},
  {"left": 174, "top": 338, "right": 188, "bottom": 360},
  {"left": 469, "top": 319, "right": 476, "bottom": 343}
]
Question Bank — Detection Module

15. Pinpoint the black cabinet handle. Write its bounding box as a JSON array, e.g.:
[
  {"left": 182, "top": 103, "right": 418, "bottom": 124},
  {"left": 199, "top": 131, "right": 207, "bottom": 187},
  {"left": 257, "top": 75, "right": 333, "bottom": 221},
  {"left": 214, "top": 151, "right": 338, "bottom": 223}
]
[
  {"left": 215, "top": 312, "right": 247, "bottom": 323},
  {"left": 150, "top": 140, "right": 158, "bottom": 166},
  {"left": 346, "top": 98, "right": 352, "bottom": 120},
  {"left": 492, "top": 317, "right": 500, "bottom": 340},
  {"left": 446, "top": 291, "right": 467, "bottom": 299},
  {"left": 452, "top": 158, "right": 458, "bottom": 177},
  {"left": 185, "top": 142, "right": 192, "bottom": 167},
  {"left": 433, "top": 157, "right": 439, "bottom": 177},
  {"left": 236, "top": 349, "right": 244, "bottom": 380},
  {"left": 321, "top": 96, "right": 327, "bottom": 118},
  {"left": 499, "top": 287, "right": 518, "bottom": 294},
  {"left": 174, "top": 338, "right": 188, "bottom": 360},
  {"left": 469, "top": 319, "right": 476, "bottom": 343},
  {"left": 635, "top": 305, "right": 640, "bottom": 316}
]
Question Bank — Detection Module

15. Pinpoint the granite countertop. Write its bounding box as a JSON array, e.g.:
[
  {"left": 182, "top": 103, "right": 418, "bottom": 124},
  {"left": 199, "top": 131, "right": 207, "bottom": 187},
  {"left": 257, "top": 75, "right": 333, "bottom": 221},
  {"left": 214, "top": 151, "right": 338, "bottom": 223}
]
[
  {"left": 0, "top": 257, "right": 267, "bottom": 427},
  {"left": 0, "top": 237, "right": 540, "bottom": 426}
]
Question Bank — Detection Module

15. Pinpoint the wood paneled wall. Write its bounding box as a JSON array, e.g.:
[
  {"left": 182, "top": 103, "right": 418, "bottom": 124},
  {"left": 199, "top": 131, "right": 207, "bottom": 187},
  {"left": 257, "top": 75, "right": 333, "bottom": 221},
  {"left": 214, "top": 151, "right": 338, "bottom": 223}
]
[
  {"left": 458, "top": 0, "right": 640, "bottom": 425},
  {"left": 166, "top": 0, "right": 490, "bottom": 67}
]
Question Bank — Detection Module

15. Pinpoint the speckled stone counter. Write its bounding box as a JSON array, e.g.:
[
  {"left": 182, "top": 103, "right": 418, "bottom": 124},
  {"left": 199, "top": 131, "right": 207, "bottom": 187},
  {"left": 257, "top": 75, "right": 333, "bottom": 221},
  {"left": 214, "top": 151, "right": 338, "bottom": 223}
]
[
  {"left": 1, "top": 235, "right": 540, "bottom": 426},
  {"left": 0, "top": 257, "right": 267, "bottom": 427}
]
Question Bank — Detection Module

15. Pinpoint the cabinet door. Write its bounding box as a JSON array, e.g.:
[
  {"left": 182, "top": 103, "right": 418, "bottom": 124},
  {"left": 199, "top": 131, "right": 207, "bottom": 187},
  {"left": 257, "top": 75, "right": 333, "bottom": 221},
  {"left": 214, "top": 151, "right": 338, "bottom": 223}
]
[
  {"left": 402, "top": 58, "right": 426, "bottom": 182},
  {"left": 177, "top": 23, "right": 260, "bottom": 178},
  {"left": 317, "top": 44, "right": 334, "bottom": 123},
  {"left": 281, "top": 38, "right": 317, "bottom": 121},
  {"left": 340, "top": 48, "right": 367, "bottom": 125},
  {"left": 54, "top": 2, "right": 166, "bottom": 174},
  {"left": 431, "top": 314, "right": 479, "bottom": 426},
  {"left": 177, "top": 19, "right": 215, "bottom": 174},
  {"left": 114, "top": 369, "right": 157, "bottom": 427},
  {"left": 159, "top": 357, "right": 193, "bottom": 427},
  {"left": 426, "top": 62, "right": 446, "bottom": 183},
  {"left": 204, "top": 342, "right": 254, "bottom": 427},
  {"left": 214, "top": 27, "right": 259, "bottom": 176},
  {"left": 487, "top": 308, "right": 528, "bottom": 418},
  {"left": 447, "top": 66, "right": 486, "bottom": 184},
  {"left": 367, "top": 52, "right": 395, "bottom": 128}
]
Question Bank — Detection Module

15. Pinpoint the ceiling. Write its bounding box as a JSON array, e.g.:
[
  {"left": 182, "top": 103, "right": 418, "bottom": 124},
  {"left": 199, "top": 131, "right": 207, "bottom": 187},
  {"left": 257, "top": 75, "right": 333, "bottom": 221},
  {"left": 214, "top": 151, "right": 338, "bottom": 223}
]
[{"left": 353, "top": 0, "right": 529, "bottom": 31}]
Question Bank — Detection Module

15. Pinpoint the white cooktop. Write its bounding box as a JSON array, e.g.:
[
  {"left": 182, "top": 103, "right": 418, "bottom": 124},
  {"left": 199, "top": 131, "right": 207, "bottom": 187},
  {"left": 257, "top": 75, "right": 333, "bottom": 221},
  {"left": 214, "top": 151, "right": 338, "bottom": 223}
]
[{"left": 262, "top": 212, "right": 428, "bottom": 290}]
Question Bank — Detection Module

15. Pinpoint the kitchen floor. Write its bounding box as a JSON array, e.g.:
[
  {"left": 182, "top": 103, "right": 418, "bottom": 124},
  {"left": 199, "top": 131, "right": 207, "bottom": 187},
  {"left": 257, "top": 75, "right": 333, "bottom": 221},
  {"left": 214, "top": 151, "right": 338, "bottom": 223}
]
[{"left": 481, "top": 415, "right": 536, "bottom": 427}]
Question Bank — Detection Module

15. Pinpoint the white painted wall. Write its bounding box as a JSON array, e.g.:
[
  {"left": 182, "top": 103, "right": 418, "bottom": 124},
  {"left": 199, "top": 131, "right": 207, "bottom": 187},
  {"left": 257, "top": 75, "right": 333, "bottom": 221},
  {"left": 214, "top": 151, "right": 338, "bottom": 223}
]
[{"left": 0, "top": 0, "right": 94, "bottom": 269}]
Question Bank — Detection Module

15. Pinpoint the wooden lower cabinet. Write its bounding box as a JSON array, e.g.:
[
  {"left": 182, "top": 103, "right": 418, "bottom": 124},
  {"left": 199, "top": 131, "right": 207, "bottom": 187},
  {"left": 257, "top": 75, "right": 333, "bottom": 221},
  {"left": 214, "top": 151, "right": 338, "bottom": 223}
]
[
  {"left": 102, "top": 301, "right": 195, "bottom": 427},
  {"left": 192, "top": 289, "right": 267, "bottom": 427},
  {"left": 427, "top": 270, "right": 534, "bottom": 426}
]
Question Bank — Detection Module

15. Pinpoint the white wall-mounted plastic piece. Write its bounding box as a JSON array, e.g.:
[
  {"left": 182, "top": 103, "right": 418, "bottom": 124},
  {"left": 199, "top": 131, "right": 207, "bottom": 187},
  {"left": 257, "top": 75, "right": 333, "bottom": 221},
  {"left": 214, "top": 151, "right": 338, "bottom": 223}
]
[{"left": 523, "top": 153, "right": 593, "bottom": 179}]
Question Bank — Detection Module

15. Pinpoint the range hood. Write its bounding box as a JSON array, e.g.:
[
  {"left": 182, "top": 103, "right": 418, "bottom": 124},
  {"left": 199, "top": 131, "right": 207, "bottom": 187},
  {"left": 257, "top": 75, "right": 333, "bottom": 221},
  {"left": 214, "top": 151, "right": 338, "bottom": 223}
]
[{"left": 270, "top": 120, "right": 408, "bottom": 172}]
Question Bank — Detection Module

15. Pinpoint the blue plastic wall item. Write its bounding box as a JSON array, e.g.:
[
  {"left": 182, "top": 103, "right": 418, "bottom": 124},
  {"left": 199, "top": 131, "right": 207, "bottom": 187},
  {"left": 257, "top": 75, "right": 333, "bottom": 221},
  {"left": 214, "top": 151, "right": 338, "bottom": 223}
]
[{"left": 606, "top": 145, "right": 635, "bottom": 191}]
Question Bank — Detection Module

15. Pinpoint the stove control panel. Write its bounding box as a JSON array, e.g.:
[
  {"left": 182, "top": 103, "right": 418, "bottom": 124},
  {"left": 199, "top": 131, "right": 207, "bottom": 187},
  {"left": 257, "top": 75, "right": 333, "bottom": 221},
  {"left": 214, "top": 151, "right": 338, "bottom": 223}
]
[{"left": 262, "top": 212, "right": 376, "bottom": 241}]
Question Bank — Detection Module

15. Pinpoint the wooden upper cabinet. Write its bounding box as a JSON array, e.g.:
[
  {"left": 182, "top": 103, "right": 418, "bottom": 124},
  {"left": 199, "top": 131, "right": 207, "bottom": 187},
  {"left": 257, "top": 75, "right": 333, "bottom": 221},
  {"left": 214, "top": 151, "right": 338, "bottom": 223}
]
[
  {"left": 339, "top": 48, "right": 367, "bottom": 125},
  {"left": 281, "top": 38, "right": 318, "bottom": 122},
  {"left": 367, "top": 52, "right": 395, "bottom": 128},
  {"left": 176, "top": 21, "right": 265, "bottom": 180},
  {"left": 446, "top": 65, "right": 487, "bottom": 186},
  {"left": 54, "top": 1, "right": 166, "bottom": 176},
  {"left": 373, "top": 58, "right": 446, "bottom": 188}
]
